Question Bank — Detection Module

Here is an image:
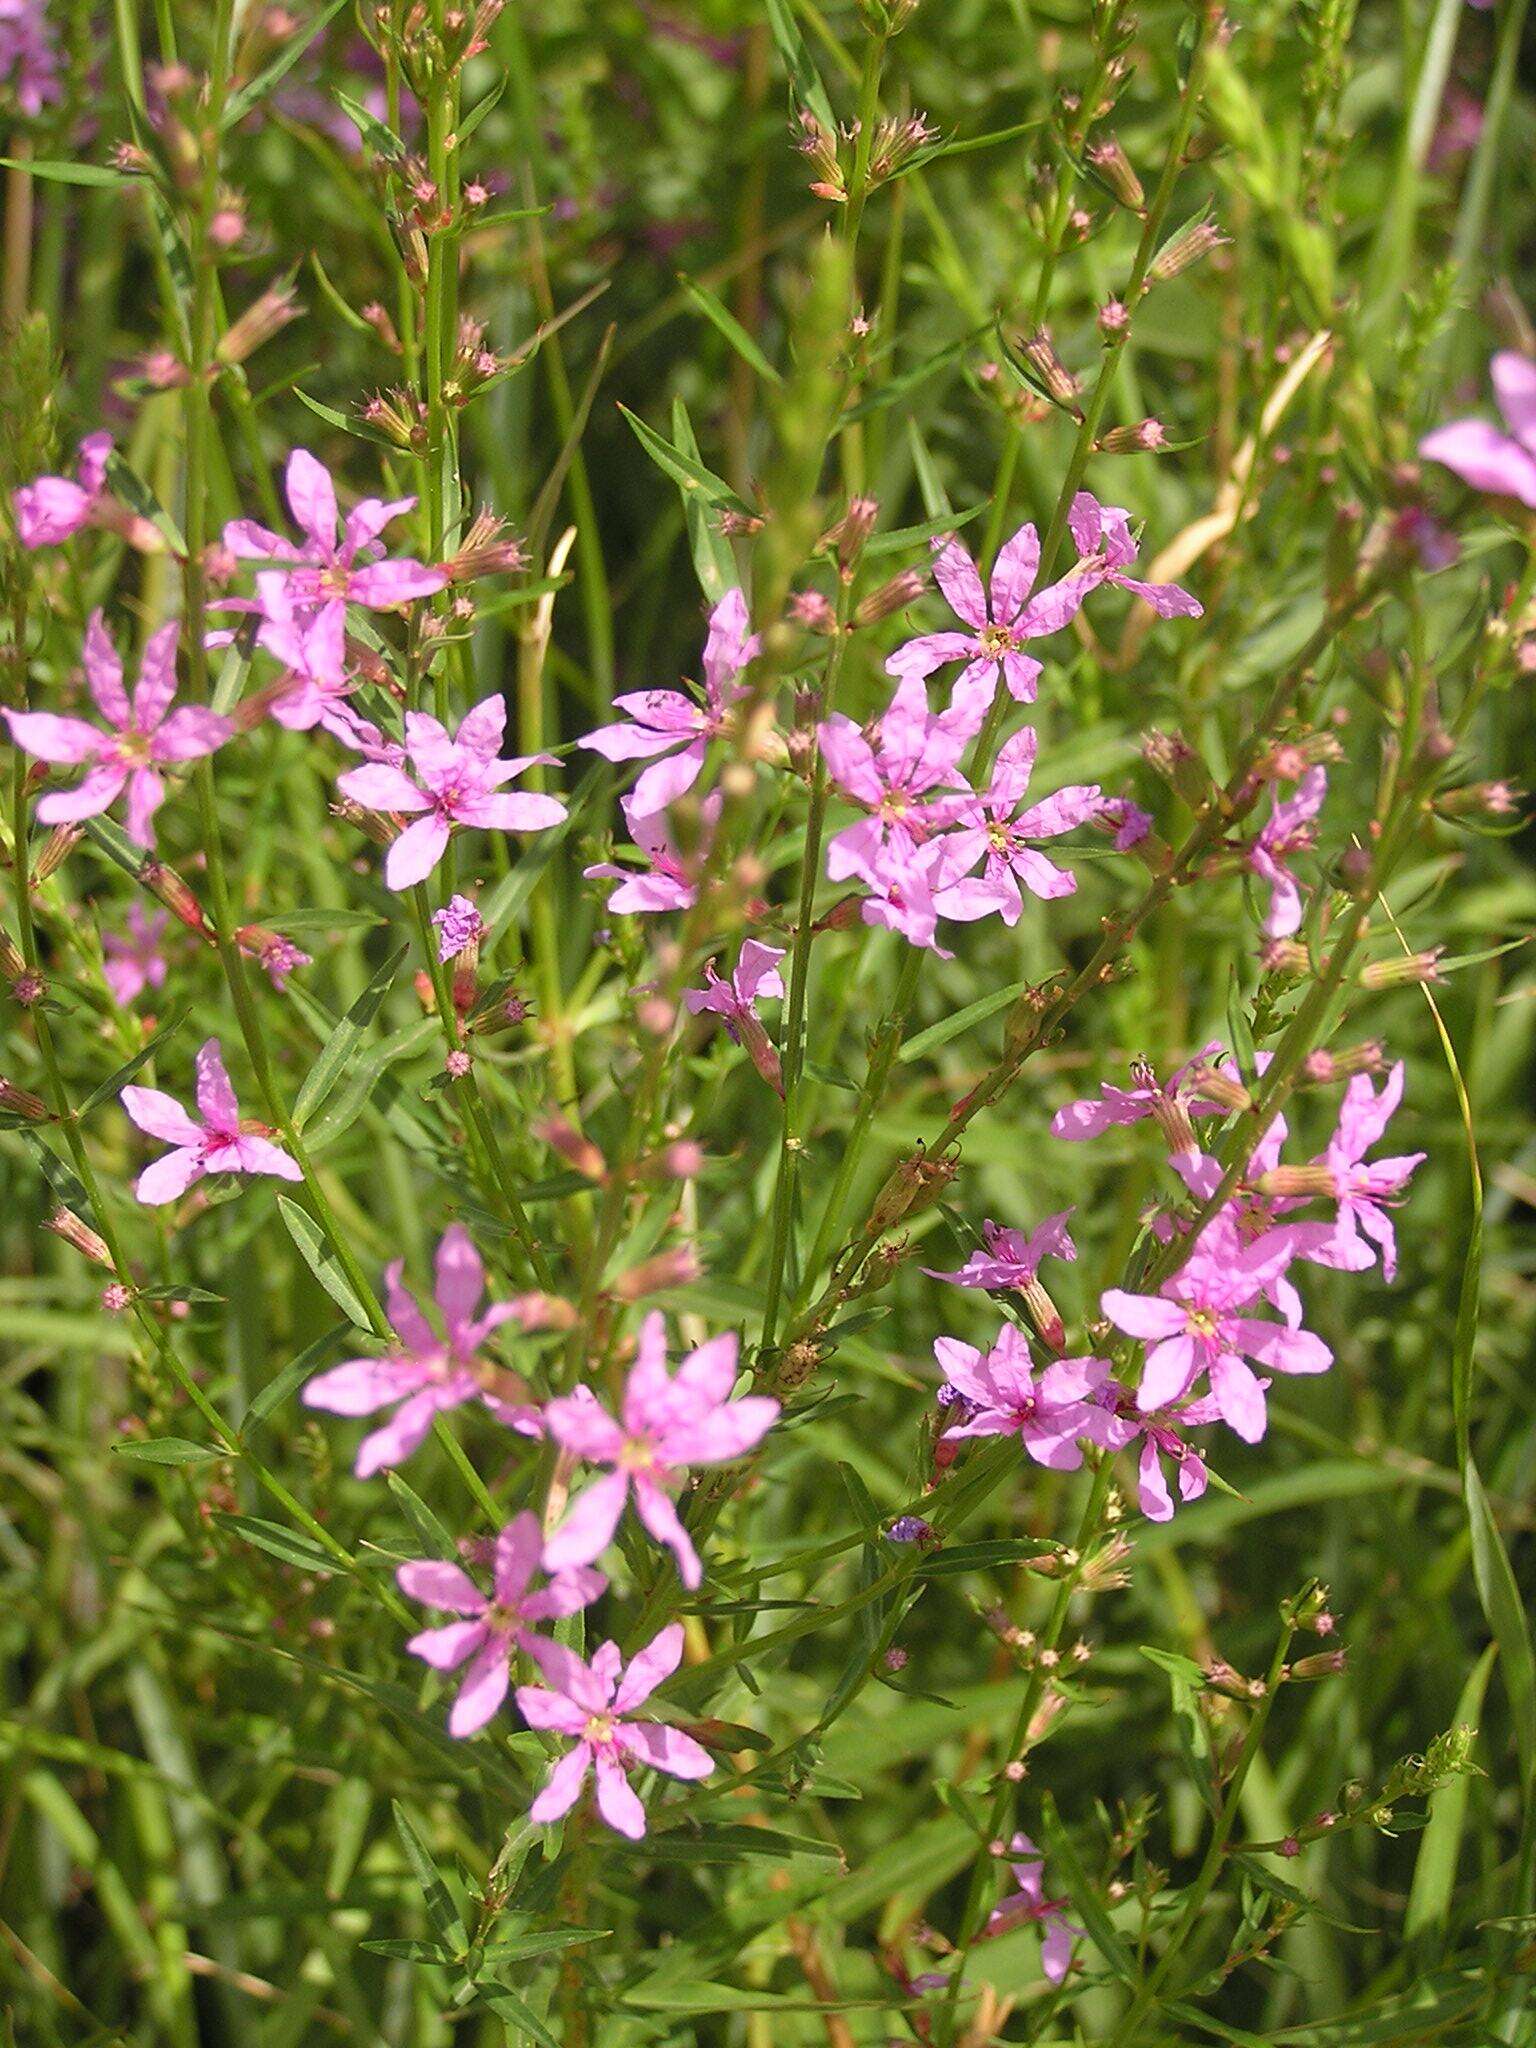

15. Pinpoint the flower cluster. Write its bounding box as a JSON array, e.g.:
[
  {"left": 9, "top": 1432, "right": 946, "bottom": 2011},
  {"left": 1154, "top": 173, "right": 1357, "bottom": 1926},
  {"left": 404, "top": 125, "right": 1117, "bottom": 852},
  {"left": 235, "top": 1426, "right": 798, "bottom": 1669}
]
[
  {"left": 298, "top": 1239, "right": 776, "bottom": 1835},
  {"left": 928, "top": 1051, "right": 1421, "bottom": 1519},
  {"left": 817, "top": 503, "right": 1198, "bottom": 950}
]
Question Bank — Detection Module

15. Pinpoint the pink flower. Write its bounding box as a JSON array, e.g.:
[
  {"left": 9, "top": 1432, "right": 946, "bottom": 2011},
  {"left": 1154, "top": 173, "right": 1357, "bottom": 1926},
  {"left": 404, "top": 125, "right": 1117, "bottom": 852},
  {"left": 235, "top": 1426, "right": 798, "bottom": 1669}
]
[
  {"left": 223, "top": 448, "right": 445, "bottom": 623},
  {"left": 682, "top": 939, "right": 786, "bottom": 1092},
  {"left": 12, "top": 432, "right": 111, "bottom": 548},
  {"left": 1050, "top": 1045, "right": 1230, "bottom": 1145},
  {"left": 933, "top": 728, "right": 1102, "bottom": 924},
  {"left": 1093, "top": 1383, "right": 1219, "bottom": 1522},
  {"left": 1420, "top": 353, "right": 1536, "bottom": 509},
  {"left": 857, "top": 835, "right": 973, "bottom": 955},
  {"left": 1101, "top": 1208, "right": 1332, "bottom": 1442},
  {"left": 984, "top": 1834, "right": 1081, "bottom": 1983},
  {"left": 578, "top": 588, "right": 758, "bottom": 813},
  {"left": 336, "top": 694, "right": 566, "bottom": 889},
  {"left": 4, "top": 613, "right": 232, "bottom": 848},
  {"left": 1249, "top": 766, "right": 1326, "bottom": 938},
  {"left": 102, "top": 905, "right": 170, "bottom": 1007},
  {"left": 543, "top": 1313, "right": 778, "bottom": 1588},
  {"left": 585, "top": 792, "right": 719, "bottom": 915},
  {"left": 398, "top": 1511, "right": 604, "bottom": 1737},
  {"left": 0, "top": 0, "right": 62, "bottom": 116},
  {"left": 121, "top": 1039, "right": 302, "bottom": 1204},
  {"left": 886, "top": 522, "right": 1092, "bottom": 709},
  {"left": 1067, "top": 493, "right": 1203, "bottom": 617},
  {"left": 926, "top": 1210, "right": 1076, "bottom": 1291},
  {"left": 820, "top": 673, "right": 977, "bottom": 889},
  {"left": 516, "top": 1623, "right": 714, "bottom": 1839},
  {"left": 247, "top": 581, "right": 360, "bottom": 740},
  {"left": 1307, "top": 1063, "right": 1425, "bottom": 1283},
  {"left": 932, "top": 1325, "right": 1110, "bottom": 1469},
  {"left": 302, "top": 1225, "right": 540, "bottom": 1476}
]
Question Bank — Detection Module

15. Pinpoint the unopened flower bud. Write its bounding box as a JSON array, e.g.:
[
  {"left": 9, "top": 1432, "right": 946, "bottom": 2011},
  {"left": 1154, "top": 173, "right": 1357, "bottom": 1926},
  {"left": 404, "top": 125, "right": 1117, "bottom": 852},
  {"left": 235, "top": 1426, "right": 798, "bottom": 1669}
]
[
  {"left": 444, "top": 509, "right": 525, "bottom": 583},
  {"left": 1185, "top": 1064, "right": 1252, "bottom": 1114},
  {"left": 855, "top": 567, "right": 927, "bottom": 626},
  {"left": 611, "top": 1245, "right": 703, "bottom": 1301},
  {"left": 535, "top": 1113, "right": 606, "bottom": 1182},
  {"left": 1148, "top": 214, "right": 1228, "bottom": 283},
  {"left": 1301, "top": 1040, "right": 1384, "bottom": 1083},
  {"left": 1096, "top": 417, "right": 1168, "bottom": 454},
  {"left": 45, "top": 1205, "right": 113, "bottom": 1266},
  {"left": 1018, "top": 327, "right": 1082, "bottom": 411},
  {"left": 1260, "top": 938, "right": 1310, "bottom": 977},
  {"left": 1436, "top": 778, "right": 1522, "bottom": 819},
  {"left": 790, "top": 589, "right": 838, "bottom": 635},
  {"left": 1359, "top": 949, "right": 1444, "bottom": 990},
  {"left": 0, "top": 1076, "right": 50, "bottom": 1122},
  {"left": 1143, "top": 729, "right": 1213, "bottom": 809},
  {"left": 33, "top": 823, "right": 83, "bottom": 882},
  {"left": 138, "top": 859, "right": 215, "bottom": 941},
  {"left": 1289, "top": 1648, "right": 1349, "bottom": 1679},
  {"left": 1254, "top": 1164, "right": 1338, "bottom": 1200},
  {"left": 1098, "top": 298, "right": 1130, "bottom": 337},
  {"left": 1087, "top": 136, "right": 1145, "bottom": 211},
  {"left": 216, "top": 283, "right": 300, "bottom": 366},
  {"left": 821, "top": 495, "right": 879, "bottom": 570}
]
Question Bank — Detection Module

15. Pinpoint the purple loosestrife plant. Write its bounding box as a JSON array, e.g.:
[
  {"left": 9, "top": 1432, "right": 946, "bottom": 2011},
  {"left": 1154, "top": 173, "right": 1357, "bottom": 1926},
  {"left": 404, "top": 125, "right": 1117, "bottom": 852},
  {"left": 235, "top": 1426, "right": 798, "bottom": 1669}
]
[{"left": 2, "top": 5, "right": 1524, "bottom": 2042}]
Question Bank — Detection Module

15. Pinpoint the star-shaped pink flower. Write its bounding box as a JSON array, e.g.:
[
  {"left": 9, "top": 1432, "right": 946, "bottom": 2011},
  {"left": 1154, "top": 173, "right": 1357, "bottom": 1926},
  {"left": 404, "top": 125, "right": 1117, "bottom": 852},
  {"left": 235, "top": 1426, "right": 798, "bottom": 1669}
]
[
  {"left": 578, "top": 588, "right": 759, "bottom": 814},
  {"left": 399, "top": 1512, "right": 604, "bottom": 1736},
  {"left": 886, "top": 521, "right": 1094, "bottom": 708},
  {"left": 516, "top": 1624, "right": 714, "bottom": 1839},
  {"left": 5, "top": 613, "right": 232, "bottom": 848},
  {"left": 543, "top": 1313, "right": 778, "bottom": 1588},
  {"left": 121, "top": 1039, "right": 302, "bottom": 1204},
  {"left": 337, "top": 693, "right": 566, "bottom": 890},
  {"left": 302, "top": 1225, "right": 540, "bottom": 1475}
]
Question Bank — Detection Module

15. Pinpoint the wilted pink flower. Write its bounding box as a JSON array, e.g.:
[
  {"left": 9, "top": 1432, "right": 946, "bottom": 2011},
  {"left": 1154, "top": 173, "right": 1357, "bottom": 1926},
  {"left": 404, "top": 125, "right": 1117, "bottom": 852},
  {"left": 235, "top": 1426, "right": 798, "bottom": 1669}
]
[
  {"left": 223, "top": 448, "right": 444, "bottom": 628},
  {"left": 1050, "top": 1046, "right": 1230, "bottom": 1145},
  {"left": 578, "top": 588, "right": 758, "bottom": 813},
  {"left": 885, "top": 521, "right": 1094, "bottom": 708},
  {"left": 934, "top": 728, "right": 1102, "bottom": 923},
  {"left": 543, "top": 1312, "right": 778, "bottom": 1588},
  {"left": 1249, "top": 766, "right": 1326, "bottom": 938},
  {"left": 932, "top": 1325, "right": 1110, "bottom": 1468},
  {"left": 985, "top": 1834, "right": 1082, "bottom": 1983},
  {"left": 820, "top": 673, "right": 976, "bottom": 889},
  {"left": 1093, "top": 1383, "right": 1219, "bottom": 1521},
  {"left": 433, "top": 893, "right": 485, "bottom": 962},
  {"left": 683, "top": 939, "right": 786, "bottom": 1092},
  {"left": 516, "top": 1623, "right": 714, "bottom": 1839},
  {"left": 398, "top": 1511, "right": 604, "bottom": 1736},
  {"left": 0, "top": 0, "right": 62, "bottom": 116},
  {"left": 927, "top": 1210, "right": 1076, "bottom": 1291},
  {"left": 1306, "top": 1063, "right": 1425, "bottom": 1282},
  {"left": 121, "top": 1039, "right": 302, "bottom": 1203},
  {"left": 1067, "top": 493, "right": 1203, "bottom": 617},
  {"left": 1421, "top": 353, "right": 1536, "bottom": 508},
  {"left": 585, "top": 793, "right": 719, "bottom": 915},
  {"left": 4, "top": 614, "right": 233, "bottom": 848},
  {"left": 302, "top": 1225, "right": 540, "bottom": 1476},
  {"left": 336, "top": 694, "right": 566, "bottom": 890},
  {"left": 102, "top": 905, "right": 169, "bottom": 1007},
  {"left": 1101, "top": 1208, "right": 1332, "bottom": 1441},
  {"left": 1095, "top": 794, "right": 1153, "bottom": 848},
  {"left": 12, "top": 432, "right": 111, "bottom": 547}
]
